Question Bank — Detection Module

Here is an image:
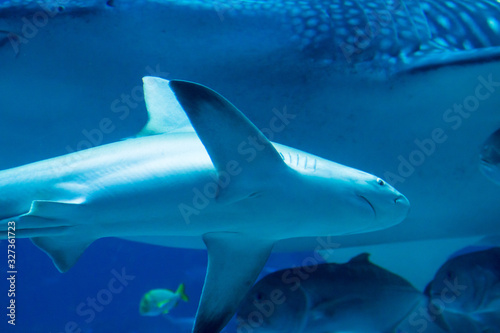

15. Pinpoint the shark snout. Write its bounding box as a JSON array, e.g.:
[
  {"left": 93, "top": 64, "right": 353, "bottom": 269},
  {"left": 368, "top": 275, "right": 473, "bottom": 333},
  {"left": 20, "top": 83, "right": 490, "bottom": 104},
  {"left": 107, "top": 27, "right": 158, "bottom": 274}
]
[
  {"left": 392, "top": 193, "right": 410, "bottom": 220},
  {"left": 364, "top": 185, "right": 410, "bottom": 227},
  {"left": 394, "top": 195, "right": 409, "bottom": 206}
]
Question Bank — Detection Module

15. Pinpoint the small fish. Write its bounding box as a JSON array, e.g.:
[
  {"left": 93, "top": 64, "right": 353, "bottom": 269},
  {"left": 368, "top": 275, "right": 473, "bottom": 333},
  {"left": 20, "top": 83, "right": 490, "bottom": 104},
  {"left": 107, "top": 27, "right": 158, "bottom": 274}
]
[
  {"left": 237, "top": 253, "right": 425, "bottom": 333},
  {"left": 139, "top": 283, "right": 189, "bottom": 316},
  {"left": 426, "top": 247, "right": 500, "bottom": 332},
  {"left": 480, "top": 129, "right": 500, "bottom": 185}
]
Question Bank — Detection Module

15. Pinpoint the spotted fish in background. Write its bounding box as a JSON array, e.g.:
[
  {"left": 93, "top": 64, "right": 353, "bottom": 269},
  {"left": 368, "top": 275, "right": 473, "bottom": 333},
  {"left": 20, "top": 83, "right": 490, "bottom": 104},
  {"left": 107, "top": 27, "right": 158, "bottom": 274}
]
[
  {"left": 283, "top": 0, "right": 500, "bottom": 74},
  {"left": 161, "top": 0, "right": 500, "bottom": 76},
  {"left": 1, "top": 3, "right": 500, "bottom": 332},
  {"left": 1, "top": 0, "right": 500, "bottom": 78},
  {"left": 159, "top": 0, "right": 500, "bottom": 76}
]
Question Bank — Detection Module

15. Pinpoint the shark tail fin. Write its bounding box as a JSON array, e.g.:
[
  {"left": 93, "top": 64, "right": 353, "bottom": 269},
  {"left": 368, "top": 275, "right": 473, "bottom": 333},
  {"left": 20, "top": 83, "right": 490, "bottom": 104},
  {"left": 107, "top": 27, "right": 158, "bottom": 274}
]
[{"left": 176, "top": 283, "right": 189, "bottom": 302}]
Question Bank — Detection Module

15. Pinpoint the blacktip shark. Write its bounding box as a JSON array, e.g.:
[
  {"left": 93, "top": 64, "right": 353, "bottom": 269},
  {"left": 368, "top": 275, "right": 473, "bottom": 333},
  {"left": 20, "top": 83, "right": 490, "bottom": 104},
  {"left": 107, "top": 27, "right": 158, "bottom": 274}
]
[
  {"left": 0, "top": 77, "right": 410, "bottom": 333},
  {"left": 1, "top": 0, "right": 499, "bottom": 250}
]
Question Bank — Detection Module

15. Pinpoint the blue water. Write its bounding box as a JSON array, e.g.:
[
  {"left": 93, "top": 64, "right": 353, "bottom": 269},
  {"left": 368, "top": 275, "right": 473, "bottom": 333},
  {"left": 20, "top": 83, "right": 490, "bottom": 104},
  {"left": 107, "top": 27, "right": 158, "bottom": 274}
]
[
  {"left": 0, "top": 237, "right": 312, "bottom": 332},
  {"left": 1, "top": 0, "right": 500, "bottom": 332},
  {"left": 1, "top": 238, "right": 201, "bottom": 332}
]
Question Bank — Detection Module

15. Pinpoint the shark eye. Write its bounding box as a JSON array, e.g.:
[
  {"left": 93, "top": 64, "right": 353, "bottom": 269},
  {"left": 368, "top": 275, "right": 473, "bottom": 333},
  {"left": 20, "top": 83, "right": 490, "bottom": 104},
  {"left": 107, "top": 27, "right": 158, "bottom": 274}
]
[{"left": 376, "top": 178, "right": 385, "bottom": 186}]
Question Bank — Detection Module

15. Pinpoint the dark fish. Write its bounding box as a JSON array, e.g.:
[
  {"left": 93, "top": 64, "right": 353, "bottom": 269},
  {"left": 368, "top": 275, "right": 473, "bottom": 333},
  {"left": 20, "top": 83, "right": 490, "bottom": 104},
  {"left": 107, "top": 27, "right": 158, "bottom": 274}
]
[
  {"left": 480, "top": 129, "right": 500, "bottom": 185},
  {"left": 238, "top": 253, "right": 425, "bottom": 333},
  {"left": 427, "top": 247, "right": 500, "bottom": 333}
]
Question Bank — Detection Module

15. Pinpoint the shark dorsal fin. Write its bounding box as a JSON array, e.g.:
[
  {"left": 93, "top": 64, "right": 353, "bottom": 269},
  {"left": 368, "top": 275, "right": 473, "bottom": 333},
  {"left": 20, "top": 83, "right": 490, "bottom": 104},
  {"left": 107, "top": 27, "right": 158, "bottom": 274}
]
[
  {"left": 349, "top": 252, "right": 371, "bottom": 264},
  {"left": 137, "top": 77, "right": 194, "bottom": 136},
  {"left": 167, "top": 79, "right": 289, "bottom": 202}
]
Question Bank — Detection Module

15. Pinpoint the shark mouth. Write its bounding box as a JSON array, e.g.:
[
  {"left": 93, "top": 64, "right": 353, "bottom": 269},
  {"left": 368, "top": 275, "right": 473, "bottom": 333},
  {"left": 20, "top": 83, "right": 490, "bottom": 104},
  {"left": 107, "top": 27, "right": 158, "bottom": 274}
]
[{"left": 358, "top": 195, "right": 376, "bottom": 216}]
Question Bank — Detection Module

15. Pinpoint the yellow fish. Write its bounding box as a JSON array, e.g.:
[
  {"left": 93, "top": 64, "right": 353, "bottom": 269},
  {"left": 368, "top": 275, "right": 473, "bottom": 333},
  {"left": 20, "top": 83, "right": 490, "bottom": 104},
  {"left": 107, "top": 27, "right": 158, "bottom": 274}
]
[{"left": 139, "top": 283, "right": 189, "bottom": 316}]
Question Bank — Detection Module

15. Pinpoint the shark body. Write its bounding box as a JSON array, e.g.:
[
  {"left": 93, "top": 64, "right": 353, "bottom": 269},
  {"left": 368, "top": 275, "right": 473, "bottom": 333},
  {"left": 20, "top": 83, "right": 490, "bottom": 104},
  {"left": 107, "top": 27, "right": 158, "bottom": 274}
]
[
  {"left": 0, "top": 1, "right": 500, "bottom": 329},
  {"left": 0, "top": 77, "right": 409, "bottom": 332}
]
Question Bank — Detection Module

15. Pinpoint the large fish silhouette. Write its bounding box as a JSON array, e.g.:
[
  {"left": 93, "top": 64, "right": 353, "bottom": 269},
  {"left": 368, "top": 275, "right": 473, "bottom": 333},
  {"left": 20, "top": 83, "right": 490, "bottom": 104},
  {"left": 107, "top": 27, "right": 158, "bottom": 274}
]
[{"left": 0, "top": 0, "right": 499, "bottom": 330}]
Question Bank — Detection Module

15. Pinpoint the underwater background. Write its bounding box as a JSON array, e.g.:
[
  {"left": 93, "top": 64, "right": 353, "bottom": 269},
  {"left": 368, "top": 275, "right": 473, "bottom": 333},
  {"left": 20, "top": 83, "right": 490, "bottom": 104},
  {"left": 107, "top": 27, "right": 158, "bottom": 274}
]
[{"left": 1, "top": 0, "right": 500, "bottom": 332}]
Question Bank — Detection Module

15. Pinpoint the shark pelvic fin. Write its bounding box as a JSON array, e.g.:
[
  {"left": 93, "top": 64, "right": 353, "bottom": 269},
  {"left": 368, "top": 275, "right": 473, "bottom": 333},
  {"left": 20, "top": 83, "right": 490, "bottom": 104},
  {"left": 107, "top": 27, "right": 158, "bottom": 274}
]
[
  {"left": 193, "top": 232, "right": 273, "bottom": 333},
  {"left": 168, "top": 79, "right": 289, "bottom": 203},
  {"left": 31, "top": 235, "right": 94, "bottom": 273},
  {"left": 20, "top": 200, "right": 94, "bottom": 272},
  {"left": 137, "top": 76, "right": 195, "bottom": 137}
]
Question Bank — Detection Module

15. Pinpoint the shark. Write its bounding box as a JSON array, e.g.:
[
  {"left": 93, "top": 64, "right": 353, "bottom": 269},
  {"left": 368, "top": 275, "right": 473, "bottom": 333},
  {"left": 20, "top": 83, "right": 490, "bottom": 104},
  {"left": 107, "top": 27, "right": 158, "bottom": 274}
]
[
  {"left": 0, "top": 77, "right": 409, "bottom": 333},
  {"left": 0, "top": 0, "right": 500, "bottom": 329}
]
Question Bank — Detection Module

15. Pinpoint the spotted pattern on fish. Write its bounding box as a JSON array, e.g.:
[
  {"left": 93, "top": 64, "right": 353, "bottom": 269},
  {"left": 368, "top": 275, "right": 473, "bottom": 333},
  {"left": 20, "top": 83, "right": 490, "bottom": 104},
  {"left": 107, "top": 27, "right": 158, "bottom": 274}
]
[
  {"left": 175, "top": 0, "right": 500, "bottom": 67},
  {"left": 2, "top": 0, "right": 500, "bottom": 74},
  {"left": 422, "top": 0, "right": 500, "bottom": 49}
]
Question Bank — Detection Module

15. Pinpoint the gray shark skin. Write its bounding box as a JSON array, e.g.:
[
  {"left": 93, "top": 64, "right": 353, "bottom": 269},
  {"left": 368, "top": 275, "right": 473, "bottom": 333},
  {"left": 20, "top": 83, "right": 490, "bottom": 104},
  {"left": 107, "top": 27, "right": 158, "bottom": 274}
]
[{"left": 0, "top": 77, "right": 409, "bottom": 333}]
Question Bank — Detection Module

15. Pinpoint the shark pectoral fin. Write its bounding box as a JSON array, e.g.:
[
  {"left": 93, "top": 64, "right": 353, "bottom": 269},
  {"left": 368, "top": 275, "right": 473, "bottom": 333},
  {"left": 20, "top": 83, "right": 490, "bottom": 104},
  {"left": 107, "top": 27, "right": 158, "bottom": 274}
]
[
  {"left": 137, "top": 77, "right": 194, "bottom": 137},
  {"left": 401, "top": 46, "right": 500, "bottom": 74},
  {"left": 20, "top": 200, "right": 94, "bottom": 272},
  {"left": 168, "top": 79, "right": 290, "bottom": 202},
  {"left": 31, "top": 236, "right": 95, "bottom": 273},
  {"left": 193, "top": 233, "right": 274, "bottom": 333}
]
